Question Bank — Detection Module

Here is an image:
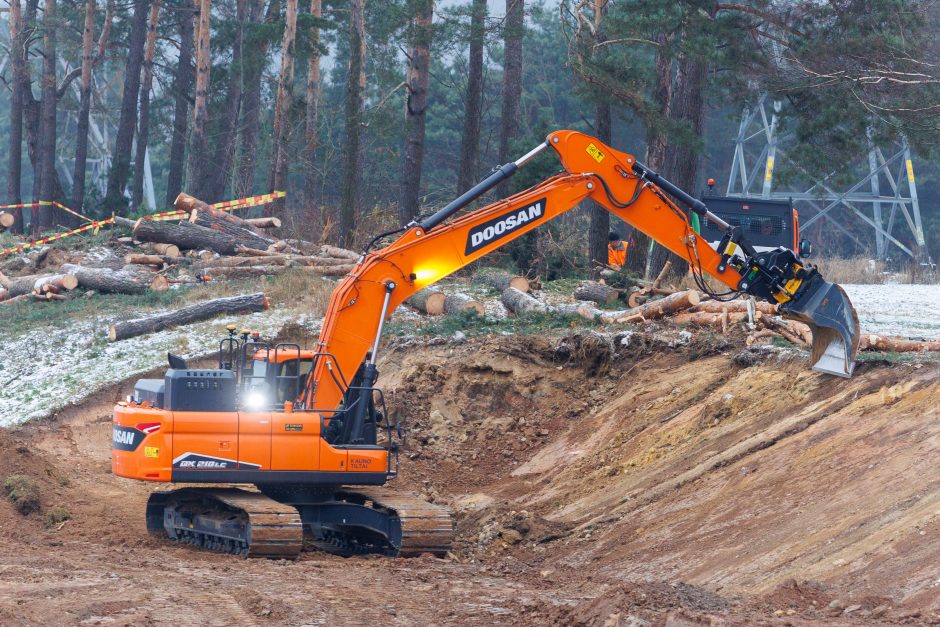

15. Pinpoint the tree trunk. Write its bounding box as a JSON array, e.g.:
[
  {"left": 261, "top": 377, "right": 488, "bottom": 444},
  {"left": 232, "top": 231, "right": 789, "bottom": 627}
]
[
  {"left": 177, "top": 191, "right": 272, "bottom": 239},
  {"left": 35, "top": 0, "right": 58, "bottom": 232},
  {"left": 188, "top": 210, "right": 273, "bottom": 248},
  {"left": 615, "top": 290, "right": 701, "bottom": 322},
  {"left": 302, "top": 0, "right": 322, "bottom": 223},
  {"left": 131, "top": 0, "right": 162, "bottom": 210},
  {"left": 205, "top": 0, "right": 247, "bottom": 203},
  {"left": 108, "top": 292, "right": 269, "bottom": 341},
  {"left": 186, "top": 0, "right": 212, "bottom": 200},
  {"left": 133, "top": 218, "right": 267, "bottom": 255},
  {"left": 0, "top": 271, "right": 78, "bottom": 297},
  {"left": 398, "top": 0, "right": 434, "bottom": 226},
  {"left": 574, "top": 280, "right": 618, "bottom": 305},
  {"left": 72, "top": 0, "right": 96, "bottom": 216},
  {"left": 61, "top": 263, "right": 162, "bottom": 294},
  {"left": 647, "top": 48, "right": 707, "bottom": 280},
  {"left": 235, "top": 0, "right": 274, "bottom": 200},
  {"left": 501, "top": 286, "right": 546, "bottom": 314},
  {"left": 244, "top": 217, "right": 281, "bottom": 228},
  {"left": 269, "top": 0, "right": 298, "bottom": 218},
  {"left": 588, "top": 0, "right": 610, "bottom": 269},
  {"left": 589, "top": 100, "right": 612, "bottom": 269},
  {"left": 200, "top": 264, "right": 351, "bottom": 278},
  {"left": 104, "top": 0, "right": 151, "bottom": 214},
  {"left": 166, "top": 0, "right": 195, "bottom": 205},
  {"left": 497, "top": 0, "right": 523, "bottom": 197},
  {"left": 405, "top": 288, "right": 446, "bottom": 315},
  {"left": 443, "top": 293, "right": 484, "bottom": 315},
  {"left": 7, "top": 0, "right": 25, "bottom": 233},
  {"left": 627, "top": 32, "right": 672, "bottom": 275},
  {"left": 456, "top": 0, "right": 486, "bottom": 194},
  {"left": 339, "top": 0, "right": 366, "bottom": 247},
  {"left": 472, "top": 271, "right": 530, "bottom": 293}
]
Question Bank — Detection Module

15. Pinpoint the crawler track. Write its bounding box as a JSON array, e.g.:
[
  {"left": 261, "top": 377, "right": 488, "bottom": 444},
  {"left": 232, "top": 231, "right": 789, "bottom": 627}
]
[
  {"left": 147, "top": 486, "right": 453, "bottom": 559},
  {"left": 336, "top": 487, "right": 454, "bottom": 556},
  {"left": 147, "top": 488, "right": 303, "bottom": 559}
]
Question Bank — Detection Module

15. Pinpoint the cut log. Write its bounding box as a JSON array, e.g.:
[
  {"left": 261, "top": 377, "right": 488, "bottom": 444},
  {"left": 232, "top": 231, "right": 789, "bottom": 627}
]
[
  {"left": 760, "top": 316, "right": 810, "bottom": 347},
  {"left": 0, "top": 212, "right": 14, "bottom": 229},
  {"left": 235, "top": 245, "right": 280, "bottom": 257},
  {"left": 689, "top": 299, "right": 778, "bottom": 315},
  {"left": 108, "top": 292, "right": 270, "bottom": 342},
  {"left": 474, "top": 272, "right": 530, "bottom": 294},
  {"left": 574, "top": 280, "right": 619, "bottom": 305},
  {"left": 405, "top": 288, "right": 446, "bottom": 315},
  {"left": 443, "top": 293, "right": 485, "bottom": 316},
  {"left": 201, "top": 256, "right": 294, "bottom": 268},
  {"left": 113, "top": 215, "right": 138, "bottom": 229},
  {"left": 0, "top": 289, "right": 9, "bottom": 302},
  {"left": 0, "top": 293, "right": 33, "bottom": 305},
  {"left": 611, "top": 290, "right": 701, "bottom": 323},
  {"left": 188, "top": 207, "right": 273, "bottom": 248},
  {"left": 61, "top": 263, "right": 158, "bottom": 294},
  {"left": 859, "top": 334, "right": 940, "bottom": 352},
  {"left": 199, "top": 264, "right": 353, "bottom": 279},
  {"left": 0, "top": 271, "right": 79, "bottom": 297},
  {"left": 320, "top": 244, "right": 359, "bottom": 261},
  {"left": 32, "top": 273, "right": 79, "bottom": 293},
  {"left": 30, "top": 292, "right": 67, "bottom": 301},
  {"left": 673, "top": 311, "right": 754, "bottom": 326},
  {"left": 244, "top": 217, "right": 281, "bottom": 229},
  {"left": 501, "top": 287, "right": 548, "bottom": 314},
  {"left": 651, "top": 260, "right": 672, "bottom": 289},
  {"left": 148, "top": 243, "right": 181, "bottom": 257},
  {"left": 177, "top": 192, "right": 272, "bottom": 239},
  {"left": 133, "top": 218, "right": 265, "bottom": 254},
  {"left": 125, "top": 253, "right": 183, "bottom": 266}
]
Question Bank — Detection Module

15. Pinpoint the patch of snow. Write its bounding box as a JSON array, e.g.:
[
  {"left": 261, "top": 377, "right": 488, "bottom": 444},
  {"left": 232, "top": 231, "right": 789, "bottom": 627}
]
[
  {"left": 0, "top": 306, "right": 321, "bottom": 427},
  {"left": 842, "top": 284, "right": 940, "bottom": 340}
]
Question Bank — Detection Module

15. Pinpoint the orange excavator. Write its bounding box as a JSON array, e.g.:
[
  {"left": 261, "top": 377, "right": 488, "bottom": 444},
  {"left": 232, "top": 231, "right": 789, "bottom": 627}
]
[{"left": 112, "top": 130, "right": 860, "bottom": 558}]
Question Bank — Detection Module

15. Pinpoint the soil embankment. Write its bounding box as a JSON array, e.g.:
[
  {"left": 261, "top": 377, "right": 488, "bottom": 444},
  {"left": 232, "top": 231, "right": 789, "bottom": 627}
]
[{"left": 0, "top": 334, "right": 937, "bottom": 625}]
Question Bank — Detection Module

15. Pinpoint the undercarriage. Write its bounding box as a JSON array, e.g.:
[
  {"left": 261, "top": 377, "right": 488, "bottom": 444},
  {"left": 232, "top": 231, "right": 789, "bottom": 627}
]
[{"left": 146, "top": 485, "right": 454, "bottom": 559}]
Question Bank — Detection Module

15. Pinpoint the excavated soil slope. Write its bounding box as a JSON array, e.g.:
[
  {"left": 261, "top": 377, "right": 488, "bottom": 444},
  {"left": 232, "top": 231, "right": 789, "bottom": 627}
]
[{"left": 0, "top": 334, "right": 937, "bottom": 625}]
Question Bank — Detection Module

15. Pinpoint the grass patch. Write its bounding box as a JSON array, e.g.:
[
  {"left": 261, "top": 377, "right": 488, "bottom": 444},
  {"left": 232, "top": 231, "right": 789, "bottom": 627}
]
[
  {"left": 387, "top": 308, "right": 600, "bottom": 338},
  {"left": 43, "top": 506, "right": 71, "bottom": 528},
  {"left": 4, "top": 474, "right": 40, "bottom": 515}
]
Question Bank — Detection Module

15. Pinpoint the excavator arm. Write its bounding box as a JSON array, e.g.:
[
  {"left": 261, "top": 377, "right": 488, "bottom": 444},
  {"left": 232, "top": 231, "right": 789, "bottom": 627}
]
[{"left": 301, "top": 130, "right": 860, "bottom": 413}]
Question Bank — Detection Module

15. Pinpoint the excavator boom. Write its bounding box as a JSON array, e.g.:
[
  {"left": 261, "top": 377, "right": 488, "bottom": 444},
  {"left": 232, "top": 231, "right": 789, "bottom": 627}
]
[{"left": 302, "top": 130, "right": 860, "bottom": 412}]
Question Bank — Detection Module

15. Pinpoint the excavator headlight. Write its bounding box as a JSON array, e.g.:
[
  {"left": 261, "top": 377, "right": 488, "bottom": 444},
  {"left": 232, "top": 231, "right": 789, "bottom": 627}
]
[
  {"left": 412, "top": 268, "right": 438, "bottom": 281},
  {"left": 245, "top": 392, "right": 266, "bottom": 409}
]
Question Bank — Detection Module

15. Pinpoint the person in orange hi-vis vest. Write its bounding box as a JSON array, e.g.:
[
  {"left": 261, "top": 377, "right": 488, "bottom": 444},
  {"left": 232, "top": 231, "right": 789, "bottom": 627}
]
[{"left": 607, "top": 230, "right": 627, "bottom": 269}]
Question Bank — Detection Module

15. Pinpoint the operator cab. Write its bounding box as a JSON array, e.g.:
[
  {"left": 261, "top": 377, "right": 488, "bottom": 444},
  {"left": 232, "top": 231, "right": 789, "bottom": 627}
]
[
  {"left": 700, "top": 183, "right": 811, "bottom": 259},
  {"left": 246, "top": 349, "right": 315, "bottom": 406}
]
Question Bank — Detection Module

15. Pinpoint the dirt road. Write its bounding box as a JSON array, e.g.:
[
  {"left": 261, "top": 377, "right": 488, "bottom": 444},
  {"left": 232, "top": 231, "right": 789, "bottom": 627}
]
[{"left": 1, "top": 334, "right": 938, "bottom": 625}]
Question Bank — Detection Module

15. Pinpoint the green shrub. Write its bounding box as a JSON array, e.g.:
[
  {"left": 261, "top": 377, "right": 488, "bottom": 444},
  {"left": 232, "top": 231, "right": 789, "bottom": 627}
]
[
  {"left": 4, "top": 475, "right": 40, "bottom": 515},
  {"left": 44, "top": 507, "right": 71, "bottom": 527}
]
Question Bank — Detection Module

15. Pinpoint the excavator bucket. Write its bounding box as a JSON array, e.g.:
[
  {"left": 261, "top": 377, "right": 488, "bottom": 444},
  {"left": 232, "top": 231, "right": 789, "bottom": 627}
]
[{"left": 778, "top": 273, "right": 860, "bottom": 378}]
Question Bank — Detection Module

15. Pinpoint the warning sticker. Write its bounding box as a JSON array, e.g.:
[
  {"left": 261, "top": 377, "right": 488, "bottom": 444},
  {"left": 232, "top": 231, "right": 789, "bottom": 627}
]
[
  {"left": 586, "top": 143, "right": 605, "bottom": 163},
  {"left": 144, "top": 446, "right": 160, "bottom": 458}
]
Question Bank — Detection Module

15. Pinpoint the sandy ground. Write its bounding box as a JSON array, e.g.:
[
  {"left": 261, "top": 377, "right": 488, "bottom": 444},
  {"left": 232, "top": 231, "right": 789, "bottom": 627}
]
[{"left": 0, "top": 333, "right": 938, "bottom": 625}]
